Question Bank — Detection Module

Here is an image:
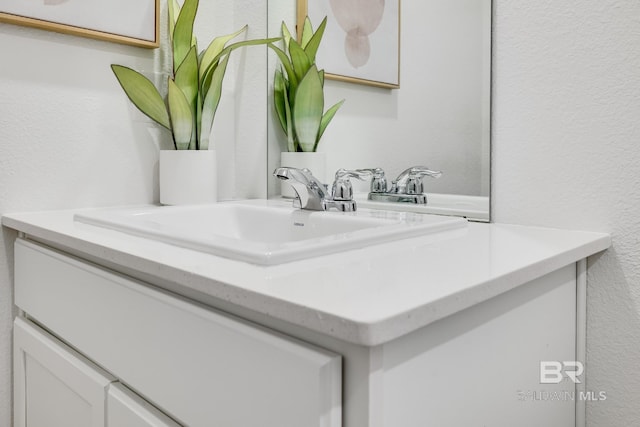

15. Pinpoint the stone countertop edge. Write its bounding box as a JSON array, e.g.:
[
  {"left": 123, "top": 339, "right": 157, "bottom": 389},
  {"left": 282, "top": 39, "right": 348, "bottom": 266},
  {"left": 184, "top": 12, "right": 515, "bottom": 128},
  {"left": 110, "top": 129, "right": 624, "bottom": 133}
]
[{"left": 2, "top": 209, "right": 611, "bottom": 347}]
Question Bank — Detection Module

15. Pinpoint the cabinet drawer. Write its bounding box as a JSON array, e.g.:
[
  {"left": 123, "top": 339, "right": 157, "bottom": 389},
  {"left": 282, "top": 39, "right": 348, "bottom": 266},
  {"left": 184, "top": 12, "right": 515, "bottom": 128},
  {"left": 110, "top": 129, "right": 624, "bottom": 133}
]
[{"left": 15, "top": 239, "right": 342, "bottom": 427}]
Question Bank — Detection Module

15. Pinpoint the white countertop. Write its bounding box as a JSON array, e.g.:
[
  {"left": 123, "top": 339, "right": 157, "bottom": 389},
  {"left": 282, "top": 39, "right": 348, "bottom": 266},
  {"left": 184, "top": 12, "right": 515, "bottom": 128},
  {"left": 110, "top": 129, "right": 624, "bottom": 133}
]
[{"left": 2, "top": 202, "right": 610, "bottom": 346}]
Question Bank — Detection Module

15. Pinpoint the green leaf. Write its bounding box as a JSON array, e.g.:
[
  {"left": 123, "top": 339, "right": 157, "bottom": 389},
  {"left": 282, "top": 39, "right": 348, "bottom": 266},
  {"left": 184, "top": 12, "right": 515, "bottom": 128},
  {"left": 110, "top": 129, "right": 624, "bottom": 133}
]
[
  {"left": 196, "top": 90, "right": 203, "bottom": 149},
  {"left": 303, "top": 17, "right": 327, "bottom": 64},
  {"left": 200, "top": 37, "right": 281, "bottom": 87},
  {"left": 281, "top": 21, "right": 292, "bottom": 51},
  {"left": 289, "top": 40, "right": 311, "bottom": 82},
  {"left": 293, "top": 65, "right": 324, "bottom": 152},
  {"left": 267, "top": 44, "right": 297, "bottom": 91},
  {"left": 173, "top": 0, "right": 198, "bottom": 73},
  {"left": 111, "top": 65, "right": 170, "bottom": 130},
  {"left": 283, "top": 80, "right": 295, "bottom": 152},
  {"left": 167, "top": 79, "right": 193, "bottom": 150},
  {"left": 200, "top": 61, "right": 217, "bottom": 103},
  {"left": 300, "top": 17, "right": 314, "bottom": 48},
  {"left": 174, "top": 46, "right": 198, "bottom": 106},
  {"left": 175, "top": 46, "right": 199, "bottom": 148},
  {"left": 273, "top": 69, "right": 288, "bottom": 134},
  {"left": 199, "top": 25, "right": 247, "bottom": 81},
  {"left": 316, "top": 99, "right": 344, "bottom": 151},
  {"left": 168, "top": 0, "right": 180, "bottom": 42},
  {"left": 200, "top": 54, "right": 230, "bottom": 150}
]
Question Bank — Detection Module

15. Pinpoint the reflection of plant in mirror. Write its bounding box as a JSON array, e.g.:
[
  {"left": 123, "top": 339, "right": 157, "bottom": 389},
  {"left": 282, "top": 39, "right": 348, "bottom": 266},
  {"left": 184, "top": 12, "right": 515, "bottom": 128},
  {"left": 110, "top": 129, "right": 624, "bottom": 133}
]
[
  {"left": 111, "top": 0, "right": 276, "bottom": 150},
  {"left": 269, "top": 17, "right": 345, "bottom": 152}
]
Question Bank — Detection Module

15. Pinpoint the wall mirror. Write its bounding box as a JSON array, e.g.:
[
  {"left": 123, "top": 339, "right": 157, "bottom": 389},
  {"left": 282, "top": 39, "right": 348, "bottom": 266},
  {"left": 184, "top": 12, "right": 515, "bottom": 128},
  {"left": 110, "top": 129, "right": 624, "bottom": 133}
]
[{"left": 266, "top": 0, "right": 492, "bottom": 221}]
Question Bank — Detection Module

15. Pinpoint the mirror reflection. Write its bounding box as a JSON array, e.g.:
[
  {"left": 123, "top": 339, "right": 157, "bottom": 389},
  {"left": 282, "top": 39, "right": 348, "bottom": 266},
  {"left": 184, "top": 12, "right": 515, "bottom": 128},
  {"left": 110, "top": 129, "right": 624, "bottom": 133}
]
[{"left": 267, "top": 0, "right": 491, "bottom": 221}]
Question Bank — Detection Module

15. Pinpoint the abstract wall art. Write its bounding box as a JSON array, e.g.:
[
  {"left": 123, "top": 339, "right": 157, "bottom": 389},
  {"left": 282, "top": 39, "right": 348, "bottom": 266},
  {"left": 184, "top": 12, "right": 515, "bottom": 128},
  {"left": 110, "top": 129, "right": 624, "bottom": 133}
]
[
  {"left": 0, "top": 0, "right": 159, "bottom": 48},
  {"left": 298, "top": 0, "right": 400, "bottom": 88}
]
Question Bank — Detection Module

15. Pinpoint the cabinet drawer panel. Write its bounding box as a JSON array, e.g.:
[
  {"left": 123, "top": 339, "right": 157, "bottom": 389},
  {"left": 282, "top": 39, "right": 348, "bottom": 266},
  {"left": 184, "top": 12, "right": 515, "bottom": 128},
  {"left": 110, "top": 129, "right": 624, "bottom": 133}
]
[
  {"left": 107, "top": 383, "right": 183, "bottom": 427},
  {"left": 15, "top": 239, "right": 342, "bottom": 427}
]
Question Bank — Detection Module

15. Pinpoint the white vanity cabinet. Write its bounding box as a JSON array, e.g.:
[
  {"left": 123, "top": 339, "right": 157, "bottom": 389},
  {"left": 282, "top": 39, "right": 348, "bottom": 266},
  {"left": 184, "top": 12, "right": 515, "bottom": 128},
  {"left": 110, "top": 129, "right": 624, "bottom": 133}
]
[
  {"left": 4, "top": 208, "right": 610, "bottom": 427},
  {"left": 14, "top": 316, "right": 181, "bottom": 427},
  {"left": 13, "top": 239, "right": 342, "bottom": 427}
]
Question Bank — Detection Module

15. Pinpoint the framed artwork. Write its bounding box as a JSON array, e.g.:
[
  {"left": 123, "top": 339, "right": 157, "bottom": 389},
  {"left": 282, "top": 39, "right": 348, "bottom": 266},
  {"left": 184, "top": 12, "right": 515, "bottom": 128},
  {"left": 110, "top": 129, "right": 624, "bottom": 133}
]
[
  {"left": 0, "top": 0, "right": 159, "bottom": 48},
  {"left": 298, "top": 0, "right": 400, "bottom": 89}
]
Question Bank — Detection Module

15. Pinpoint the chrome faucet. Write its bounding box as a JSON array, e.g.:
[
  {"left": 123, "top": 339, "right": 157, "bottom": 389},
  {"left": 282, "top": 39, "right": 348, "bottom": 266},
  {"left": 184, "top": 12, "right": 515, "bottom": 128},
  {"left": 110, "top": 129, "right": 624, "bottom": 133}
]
[
  {"left": 274, "top": 167, "right": 370, "bottom": 212},
  {"left": 363, "top": 166, "right": 442, "bottom": 204}
]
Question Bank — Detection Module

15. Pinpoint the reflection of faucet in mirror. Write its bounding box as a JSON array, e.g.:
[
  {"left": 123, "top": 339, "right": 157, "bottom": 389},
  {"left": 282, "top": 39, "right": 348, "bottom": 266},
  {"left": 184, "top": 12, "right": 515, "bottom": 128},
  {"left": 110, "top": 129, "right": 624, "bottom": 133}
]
[
  {"left": 267, "top": 0, "right": 492, "bottom": 221},
  {"left": 274, "top": 167, "right": 371, "bottom": 212},
  {"left": 362, "top": 166, "right": 442, "bottom": 204}
]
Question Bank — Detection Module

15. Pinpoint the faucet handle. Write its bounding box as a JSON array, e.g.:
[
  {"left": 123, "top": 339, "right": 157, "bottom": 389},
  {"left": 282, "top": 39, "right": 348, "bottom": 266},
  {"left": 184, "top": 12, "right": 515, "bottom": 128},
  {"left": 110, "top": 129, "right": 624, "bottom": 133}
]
[
  {"left": 355, "top": 168, "right": 387, "bottom": 193},
  {"left": 331, "top": 168, "right": 372, "bottom": 201},
  {"left": 402, "top": 166, "right": 442, "bottom": 195}
]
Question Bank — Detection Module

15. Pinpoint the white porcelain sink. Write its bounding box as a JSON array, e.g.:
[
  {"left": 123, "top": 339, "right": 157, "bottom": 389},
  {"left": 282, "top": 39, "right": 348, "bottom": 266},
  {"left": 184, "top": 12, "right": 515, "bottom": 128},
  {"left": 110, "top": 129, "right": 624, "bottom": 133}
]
[{"left": 74, "top": 200, "right": 467, "bottom": 265}]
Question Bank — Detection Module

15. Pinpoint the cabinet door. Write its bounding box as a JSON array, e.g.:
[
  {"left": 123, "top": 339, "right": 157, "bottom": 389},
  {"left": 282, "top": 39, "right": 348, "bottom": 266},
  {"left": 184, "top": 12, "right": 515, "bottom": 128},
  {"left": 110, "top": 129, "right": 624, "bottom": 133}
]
[
  {"left": 107, "top": 383, "right": 182, "bottom": 427},
  {"left": 13, "top": 318, "right": 115, "bottom": 427}
]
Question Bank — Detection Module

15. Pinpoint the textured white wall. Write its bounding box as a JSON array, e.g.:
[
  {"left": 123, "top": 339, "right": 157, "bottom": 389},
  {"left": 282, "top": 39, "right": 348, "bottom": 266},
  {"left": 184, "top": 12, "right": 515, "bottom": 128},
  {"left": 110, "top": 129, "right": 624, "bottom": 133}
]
[
  {"left": 493, "top": 0, "right": 640, "bottom": 425},
  {"left": 0, "top": 1, "right": 266, "bottom": 425}
]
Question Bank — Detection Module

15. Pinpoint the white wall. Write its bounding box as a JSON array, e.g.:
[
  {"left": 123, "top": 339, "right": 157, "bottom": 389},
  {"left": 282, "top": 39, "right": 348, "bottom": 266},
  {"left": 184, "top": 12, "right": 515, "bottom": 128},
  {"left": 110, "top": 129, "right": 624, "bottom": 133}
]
[
  {"left": 493, "top": 0, "right": 640, "bottom": 425},
  {"left": 0, "top": 1, "right": 266, "bottom": 424},
  {"left": 267, "top": 0, "right": 490, "bottom": 198}
]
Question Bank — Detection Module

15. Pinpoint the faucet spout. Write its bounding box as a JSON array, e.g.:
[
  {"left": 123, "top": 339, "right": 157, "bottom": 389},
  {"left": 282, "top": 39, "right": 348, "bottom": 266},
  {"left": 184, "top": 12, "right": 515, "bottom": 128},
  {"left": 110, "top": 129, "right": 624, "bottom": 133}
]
[{"left": 273, "top": 167, "right": 328, "bottom": 210}]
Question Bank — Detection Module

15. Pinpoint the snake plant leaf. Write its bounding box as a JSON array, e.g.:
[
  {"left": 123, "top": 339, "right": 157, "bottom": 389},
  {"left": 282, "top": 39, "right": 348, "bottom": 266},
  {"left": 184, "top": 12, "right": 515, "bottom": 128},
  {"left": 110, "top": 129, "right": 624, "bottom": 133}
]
[
  {"left": 174, "top": 46, "right": 198, "bottom": 148},
  {"left": 283, "top": 80, "right": 295, "bottom": 152},
  {"left": 111, "top": 65, "right": 171, "bottom": 130},
  {"left": 267, "top": 44, "right": 297, "bottom": 92},
  {"left": 319, "top": 69, "right": 325, "bottom": 86},
  {"left": 200, "top": 61, "right": 218, "bottom": 104},
  {"left": 168, "top": 0, "right": 180, "bottom": 42},
  {"left": 300, "top": 17, "right": 313, "bottom": 49},
  {"left": 316, "top": 99, "right": 345, "bottom": 151},
  {"left": 273, "top": 69, "right": 288, "bottom": 134},
  {"left": 293, "top": 65, "right": 324, "bottom": 152},
  {"left": 200, "top": 37, "right": 281, "bottom": 89},
  {"left": 303, "top": 17, "right": 327, "bottom": 64},
  {"left": 201, "top": 34, "right": 276, "bottom": 98},
  {"left": 173, "top": 0, "right": 198, "bottom": 73},
  {"left": 199, "top": 26, "right": 247, "bottom": 81},
  {"left": 196, "top": 90, "right": 203, "bottom": 149},
  {"left": 199, "top": 53, "right": 230, "bottom": 150},
  {"left": 174, "top": 46, "right": 198, "bottom": 107},
  {"left": 167, "top": 79, "right": 193, "bottom": 150},
  {"left": 281, "top": 21, "right": 292, "bottom": 51},
  {"left": 222, "top": 36, "right": 281, "bottom": 55},
  {"left": 289, "top": 40, "right": 312, "bottom": 83}
]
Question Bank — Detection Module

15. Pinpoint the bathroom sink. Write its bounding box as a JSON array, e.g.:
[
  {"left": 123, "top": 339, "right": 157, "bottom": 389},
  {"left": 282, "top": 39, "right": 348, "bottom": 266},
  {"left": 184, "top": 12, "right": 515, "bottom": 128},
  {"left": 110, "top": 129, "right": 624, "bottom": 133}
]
[{"left": 74, "top": 200, "right": 467, "bottom": 265}]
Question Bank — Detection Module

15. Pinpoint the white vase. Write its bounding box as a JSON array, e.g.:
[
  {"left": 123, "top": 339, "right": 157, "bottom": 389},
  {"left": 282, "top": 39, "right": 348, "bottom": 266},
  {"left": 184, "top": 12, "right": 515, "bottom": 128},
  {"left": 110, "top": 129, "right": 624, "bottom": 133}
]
[
  {"left": 280, "top": 152, "right": 327, "bottom": 198},
  {"left": 159, "top": 150, "right": 217, "bottom": 205}
]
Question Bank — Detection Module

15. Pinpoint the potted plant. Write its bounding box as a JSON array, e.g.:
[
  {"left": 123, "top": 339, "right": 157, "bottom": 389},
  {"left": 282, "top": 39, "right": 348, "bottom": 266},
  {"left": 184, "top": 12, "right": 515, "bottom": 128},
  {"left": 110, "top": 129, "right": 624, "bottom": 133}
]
[
  {"left": 111, "top": 0, "right": 276, "bottom": 205},
  {"left": 269, "top": 17, "right": 345, "bottom": 197}
]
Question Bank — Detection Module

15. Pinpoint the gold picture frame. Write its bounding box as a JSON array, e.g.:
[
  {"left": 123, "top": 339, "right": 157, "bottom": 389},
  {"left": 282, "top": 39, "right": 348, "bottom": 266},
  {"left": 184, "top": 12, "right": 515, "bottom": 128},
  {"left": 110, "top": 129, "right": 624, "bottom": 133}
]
[
  {"left": 297, "top": 0, "right": 400, "bottom": 89},
  {"left": 0, "top": 0, "right": 159, "bottom": 49}
]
